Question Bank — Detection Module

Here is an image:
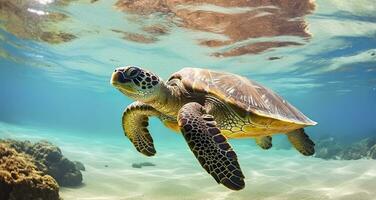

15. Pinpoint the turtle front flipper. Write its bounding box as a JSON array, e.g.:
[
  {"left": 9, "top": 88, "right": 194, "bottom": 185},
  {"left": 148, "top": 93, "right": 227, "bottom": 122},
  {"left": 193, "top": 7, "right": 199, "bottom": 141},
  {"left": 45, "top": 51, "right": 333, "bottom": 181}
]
[
  {"left": 287, "top": 128, "right": 315, "bottom": 156},
  {"left": 178, "top": 102, "right": 245, "bottom": 190},
  {"left": 122, "top": 101, "right": 160, "bottom": 156}
]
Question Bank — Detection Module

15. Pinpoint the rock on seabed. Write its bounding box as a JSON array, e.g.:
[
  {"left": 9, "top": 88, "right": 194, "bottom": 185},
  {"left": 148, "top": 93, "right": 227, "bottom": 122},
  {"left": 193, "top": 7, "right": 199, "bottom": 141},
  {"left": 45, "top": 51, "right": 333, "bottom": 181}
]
[
  {"left": 315, "top": 137, "right": 376, "bottom": 160},
  {"left": 0, "top": 143, "right": 60, "bottom": 200},
  {"left": 1, "top": 139, "right": 84, "bottom": 187}
]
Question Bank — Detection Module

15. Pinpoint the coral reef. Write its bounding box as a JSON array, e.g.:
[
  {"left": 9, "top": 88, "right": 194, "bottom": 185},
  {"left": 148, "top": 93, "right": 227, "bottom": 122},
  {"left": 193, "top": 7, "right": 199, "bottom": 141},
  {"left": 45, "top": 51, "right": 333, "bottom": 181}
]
[
  {"left": 0, "top": 143, "right": 60, "bottom": 200},
  {"left": 0, "top": 139, "right": 85, "bottom": 187},
  {"left": 315, "top": 137, "right": 376, "bottom": 160}
]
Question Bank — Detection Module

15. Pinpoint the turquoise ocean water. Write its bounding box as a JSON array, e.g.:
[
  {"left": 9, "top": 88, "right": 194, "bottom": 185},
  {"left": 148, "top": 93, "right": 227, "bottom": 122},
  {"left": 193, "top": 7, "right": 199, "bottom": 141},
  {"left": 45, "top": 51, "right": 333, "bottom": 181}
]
[{"left": 1, "top": 0, "right": 376, "bottom": 199}]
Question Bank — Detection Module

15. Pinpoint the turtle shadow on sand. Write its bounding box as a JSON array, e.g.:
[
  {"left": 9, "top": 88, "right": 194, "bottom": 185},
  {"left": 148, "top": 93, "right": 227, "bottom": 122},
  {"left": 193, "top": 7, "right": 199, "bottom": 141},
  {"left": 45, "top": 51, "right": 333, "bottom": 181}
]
[{"left": 131, "top": 162, "right": 156, "bottom": 169}]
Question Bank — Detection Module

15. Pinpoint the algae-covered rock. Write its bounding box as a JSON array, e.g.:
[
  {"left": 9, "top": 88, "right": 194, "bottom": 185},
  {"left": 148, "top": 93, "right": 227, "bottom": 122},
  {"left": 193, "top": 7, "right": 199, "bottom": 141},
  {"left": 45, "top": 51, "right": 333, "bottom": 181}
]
[
  {"left": 48, "top": 157, "right": 83, "bottom": 187},
  {"left": 0, "top": 139, "right": 85, "bottom": 187},
  {"left": 314, "top": 137, "right": 343, "bottom": 160},
  {"left": 315, "top": 136, "right": 376, "bottom": 160},
  {"left": 341, "top": 137, "right": 376, "bottom": 160},
  {"left": 0, "top": 143, "right": 60, "bottom": 200},
  {"left": 74, "top": 161, "right": 86, "bottom": 171},
  {"left": 32, "top": 140, "right": 63, "bottom": 163},
  {"left": 367, "top": 145, "right": 376, "bottom": 159}
]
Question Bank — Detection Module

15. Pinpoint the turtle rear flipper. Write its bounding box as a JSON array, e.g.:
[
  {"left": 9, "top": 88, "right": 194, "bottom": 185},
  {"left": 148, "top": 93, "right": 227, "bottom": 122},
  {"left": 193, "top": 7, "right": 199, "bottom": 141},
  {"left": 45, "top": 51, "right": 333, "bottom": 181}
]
[
  {"left": 255, "top": 136, "right": 272, "bottom": 150},
  {"left": 178, "top": 102, "right": 245, "bottom": 190},
  {"left": 122, "top": 101, "right": 160, "bottom": 156},
  {"left": 287, "top": 128, "right": 315, "bottom": 156}
]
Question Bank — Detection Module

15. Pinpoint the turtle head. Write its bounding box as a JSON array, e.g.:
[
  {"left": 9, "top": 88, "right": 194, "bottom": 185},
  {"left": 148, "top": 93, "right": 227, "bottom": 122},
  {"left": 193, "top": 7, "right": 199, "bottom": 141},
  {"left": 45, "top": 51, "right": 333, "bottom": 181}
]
[{"left": 111, "top": 66, "right": 162, "bottom": 101}]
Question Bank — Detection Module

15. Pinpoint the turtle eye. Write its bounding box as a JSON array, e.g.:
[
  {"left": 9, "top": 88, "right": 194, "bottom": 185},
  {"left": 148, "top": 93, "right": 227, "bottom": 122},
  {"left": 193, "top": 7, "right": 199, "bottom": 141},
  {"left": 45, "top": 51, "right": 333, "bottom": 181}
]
[{"left": 126, "top": 67, "right": 140, "bottom": 78}]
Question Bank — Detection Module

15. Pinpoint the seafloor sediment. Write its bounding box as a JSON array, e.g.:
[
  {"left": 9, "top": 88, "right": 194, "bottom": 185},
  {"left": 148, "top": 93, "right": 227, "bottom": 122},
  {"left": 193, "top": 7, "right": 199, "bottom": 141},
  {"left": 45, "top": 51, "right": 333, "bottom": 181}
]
[
  {"left": 0, "top": 124, "right": 375, "bottom": 200},
  {"left": 60, "top": 138, "right": 376, "bottom": 200}
]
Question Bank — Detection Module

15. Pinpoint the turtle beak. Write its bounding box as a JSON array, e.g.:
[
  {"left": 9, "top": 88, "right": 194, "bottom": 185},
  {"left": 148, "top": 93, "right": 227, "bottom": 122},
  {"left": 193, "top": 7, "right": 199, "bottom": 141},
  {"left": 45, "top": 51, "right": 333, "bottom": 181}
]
[
  {"left": 111, "top": 69, "right": 130, "bottom": 84},
  {"left": 111, "top": 70, "right": 137, "bottom": 94}
]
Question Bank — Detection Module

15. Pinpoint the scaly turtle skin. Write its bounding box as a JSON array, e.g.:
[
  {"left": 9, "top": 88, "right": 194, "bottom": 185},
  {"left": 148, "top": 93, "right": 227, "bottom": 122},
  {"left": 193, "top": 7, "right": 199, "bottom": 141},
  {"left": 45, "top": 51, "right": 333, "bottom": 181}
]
[{"left": 111, "top": 66, "right": 317, "bottom": 190}]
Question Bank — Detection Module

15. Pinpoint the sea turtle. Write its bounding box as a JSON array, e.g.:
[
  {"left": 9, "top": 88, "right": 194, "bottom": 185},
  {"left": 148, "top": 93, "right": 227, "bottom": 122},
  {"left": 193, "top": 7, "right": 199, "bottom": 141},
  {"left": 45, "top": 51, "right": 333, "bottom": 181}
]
[{"left": 111, "top": 66, "right": 317, "bottom": 190}]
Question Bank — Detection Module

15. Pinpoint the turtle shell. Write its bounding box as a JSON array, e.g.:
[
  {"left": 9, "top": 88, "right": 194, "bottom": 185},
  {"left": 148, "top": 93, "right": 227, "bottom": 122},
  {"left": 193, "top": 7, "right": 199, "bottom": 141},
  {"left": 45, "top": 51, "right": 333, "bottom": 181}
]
[{"left": 170, "top": 68, "right": 317, "bottom": 126}]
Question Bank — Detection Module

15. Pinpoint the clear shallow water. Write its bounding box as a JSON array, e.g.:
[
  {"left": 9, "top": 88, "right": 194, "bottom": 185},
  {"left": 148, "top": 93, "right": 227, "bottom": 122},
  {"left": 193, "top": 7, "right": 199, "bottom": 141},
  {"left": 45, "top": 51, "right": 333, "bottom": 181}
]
[
  {"left": 1, "top": 0, "right": 376, "bottom": 199},
  {"left": 1, "top": 122, "right": 376, "bottom": 200}
]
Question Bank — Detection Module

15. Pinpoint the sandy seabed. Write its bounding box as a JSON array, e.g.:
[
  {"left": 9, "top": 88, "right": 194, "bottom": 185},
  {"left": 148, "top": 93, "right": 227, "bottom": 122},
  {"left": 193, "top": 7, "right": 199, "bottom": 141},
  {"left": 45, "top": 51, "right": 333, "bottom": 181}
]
[
  {"left": 59, "top": 146, "right": 376, "bottom": 200},
  {"left": 1, "top": 123, "right": 375, "bottom": 200}
]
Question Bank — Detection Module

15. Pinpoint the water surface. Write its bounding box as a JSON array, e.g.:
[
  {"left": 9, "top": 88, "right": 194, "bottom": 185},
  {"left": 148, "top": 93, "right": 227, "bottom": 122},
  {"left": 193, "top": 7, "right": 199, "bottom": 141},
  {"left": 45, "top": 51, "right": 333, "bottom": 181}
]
[{"left": 0, "top": 0, "right": 376, "bottom": 199}]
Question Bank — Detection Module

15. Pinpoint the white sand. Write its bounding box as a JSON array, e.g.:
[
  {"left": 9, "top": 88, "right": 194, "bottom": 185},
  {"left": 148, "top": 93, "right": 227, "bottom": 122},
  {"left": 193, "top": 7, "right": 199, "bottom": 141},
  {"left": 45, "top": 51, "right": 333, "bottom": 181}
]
[
  {"left": 1, "top": 123, "right": 375, "bottom": 200},
  {"left": 58, "top": 142, "right": 376, "bottom": 200}
]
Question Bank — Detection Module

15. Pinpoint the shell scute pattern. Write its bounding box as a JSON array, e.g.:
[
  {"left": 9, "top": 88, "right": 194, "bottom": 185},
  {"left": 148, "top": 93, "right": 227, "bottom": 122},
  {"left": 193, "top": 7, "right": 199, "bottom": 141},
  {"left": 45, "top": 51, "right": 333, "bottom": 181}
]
[{"left": 171, "top": 68, "right": 316, "bottom": 125}]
